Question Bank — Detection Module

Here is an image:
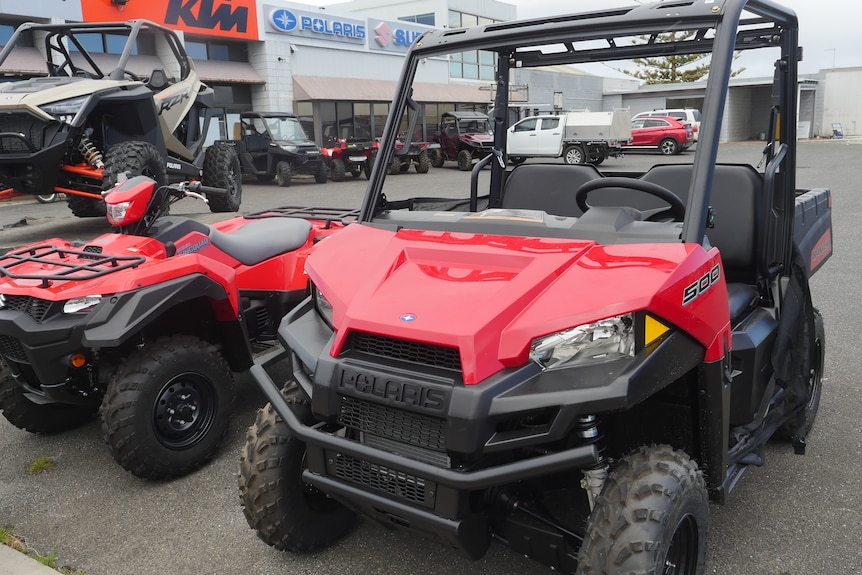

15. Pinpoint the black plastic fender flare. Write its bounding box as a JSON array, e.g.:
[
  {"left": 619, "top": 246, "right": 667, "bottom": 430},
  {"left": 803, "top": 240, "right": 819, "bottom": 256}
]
[{"left": 81, "top": 274, "right": 250, "bottom": 368}]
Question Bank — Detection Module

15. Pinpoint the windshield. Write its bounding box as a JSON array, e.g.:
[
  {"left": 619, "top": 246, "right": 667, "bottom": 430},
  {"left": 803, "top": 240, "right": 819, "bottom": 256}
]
[
  {"left": 266, "top": 117, "right": 309, "bottom": 142},
  {"left": 363, "top": 0, "right": 798, "bottom": 249},
  {"left": 459, "top": 119, "right": 491, "bottom": 134}
]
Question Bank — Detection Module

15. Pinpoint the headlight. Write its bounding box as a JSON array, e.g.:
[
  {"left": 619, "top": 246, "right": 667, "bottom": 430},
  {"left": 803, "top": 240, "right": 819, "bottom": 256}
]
[
  {"left": 279, "top": 144, "right": 299, "bottom": 153},
  {"left": 41, "top": 96, "right": 88, "bottom": 122},
  {"left": 106, "top": 201, "right": 131, "bottom": 226},
  {"left": 530, "top": 314, "right": 634, "bottom": 371},
  {"left": 63, "top": 295, "right": 102, "bottom": 314},
  {"left": 312, "top": 284, "right": 334, "bottom": 329}
]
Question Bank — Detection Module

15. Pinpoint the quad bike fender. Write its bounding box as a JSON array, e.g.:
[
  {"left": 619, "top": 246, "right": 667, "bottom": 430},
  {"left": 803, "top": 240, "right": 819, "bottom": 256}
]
[{"left": 81, "top": 274, "right": 246, "bottom": 357}]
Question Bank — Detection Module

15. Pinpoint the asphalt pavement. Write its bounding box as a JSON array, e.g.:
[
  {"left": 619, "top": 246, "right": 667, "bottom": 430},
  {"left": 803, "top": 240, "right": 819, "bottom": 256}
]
[{"left": 0, "top": 140, "right": 860, "bottom": 575}]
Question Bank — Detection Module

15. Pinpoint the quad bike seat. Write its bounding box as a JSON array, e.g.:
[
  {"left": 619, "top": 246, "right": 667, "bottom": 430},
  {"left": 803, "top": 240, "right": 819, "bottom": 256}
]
[{"left": 209, "top": 217, "right": 313, "bottom": 266}]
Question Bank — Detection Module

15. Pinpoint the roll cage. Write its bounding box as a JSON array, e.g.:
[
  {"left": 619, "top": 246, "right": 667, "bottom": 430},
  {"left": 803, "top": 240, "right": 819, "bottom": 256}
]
[
  {"left": 364, "top": 0, "right": 799, "bottom": 279},
  {"left": 0, "top": 19, "right": 192, "bottom": 83}
]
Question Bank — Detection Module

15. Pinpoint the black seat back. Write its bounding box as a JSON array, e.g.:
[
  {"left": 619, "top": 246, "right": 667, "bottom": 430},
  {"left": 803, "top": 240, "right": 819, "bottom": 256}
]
[
  {"left": 642, "top": 164, "right": 763, "bottom": 283},
  {"left": 147, "top": 69, "right": 169, "bottom": 91},
  {"left": 501, "top": 164, "right": 602, "bottom": 217}
]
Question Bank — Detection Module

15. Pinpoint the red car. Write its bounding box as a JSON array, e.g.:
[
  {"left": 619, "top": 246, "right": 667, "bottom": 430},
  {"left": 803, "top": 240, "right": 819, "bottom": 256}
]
[{"left": 623, "top": 116, "right": 694, "bottom": 155}]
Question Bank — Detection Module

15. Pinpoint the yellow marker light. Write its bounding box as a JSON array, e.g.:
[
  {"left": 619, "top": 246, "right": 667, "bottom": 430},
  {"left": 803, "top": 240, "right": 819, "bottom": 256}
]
[
  {"left": 644, "top": 315, "right": 670, "bottom": 347},
  {"left": 70, "top": 353, "right": 87, "bottom": 368}
]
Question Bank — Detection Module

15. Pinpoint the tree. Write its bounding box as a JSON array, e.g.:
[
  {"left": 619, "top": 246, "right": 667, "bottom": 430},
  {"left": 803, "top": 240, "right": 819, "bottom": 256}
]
[{"left": 622, "top": 31, "right": 745, "bottom": 84}]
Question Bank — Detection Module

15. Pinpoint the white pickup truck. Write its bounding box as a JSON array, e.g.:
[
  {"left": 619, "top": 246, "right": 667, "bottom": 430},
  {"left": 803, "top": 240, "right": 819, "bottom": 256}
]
[{"left": 507, "top": 111, "right": 631, "bottom": 165}]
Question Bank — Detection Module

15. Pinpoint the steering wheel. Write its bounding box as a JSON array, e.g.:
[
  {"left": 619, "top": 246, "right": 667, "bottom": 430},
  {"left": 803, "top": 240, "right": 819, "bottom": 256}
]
[
  {"left": 122, "top": 69, "right": 142, "bottom": 81},
  {"left": 575, "top": 177, "right": 686, "bottom": 222}
]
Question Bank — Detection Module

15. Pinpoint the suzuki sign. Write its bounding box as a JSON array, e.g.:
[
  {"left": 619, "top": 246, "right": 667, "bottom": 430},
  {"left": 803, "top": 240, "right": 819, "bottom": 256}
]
[{"left": 368, "top": 18, "right": 430, "bottom": 53}]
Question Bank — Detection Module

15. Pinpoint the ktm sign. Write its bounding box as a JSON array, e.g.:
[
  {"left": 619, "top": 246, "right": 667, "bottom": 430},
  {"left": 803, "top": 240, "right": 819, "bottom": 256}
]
[{"left": 82, "top": 0, "right": 259, "bottom": 40}]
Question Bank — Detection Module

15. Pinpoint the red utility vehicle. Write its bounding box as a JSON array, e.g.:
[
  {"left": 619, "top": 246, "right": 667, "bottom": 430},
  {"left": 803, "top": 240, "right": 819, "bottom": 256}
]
[
  {"left": 431, "top": 111, "right": 495, "bottom": 170},
  {"left": 0, "top": 175, "right": 355, "bottom": 479},
  {"left": 240, "top": 2, "right": 832, "bottom": 574},
  {"left": 625, "top": 116, "right": 694, "bottom": 155}
]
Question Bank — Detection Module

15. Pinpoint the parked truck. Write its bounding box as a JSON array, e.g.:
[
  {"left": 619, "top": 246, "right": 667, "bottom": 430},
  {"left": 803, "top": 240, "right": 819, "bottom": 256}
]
[{"left": 507, "top": 110, "right": 631, "bottom": 165}]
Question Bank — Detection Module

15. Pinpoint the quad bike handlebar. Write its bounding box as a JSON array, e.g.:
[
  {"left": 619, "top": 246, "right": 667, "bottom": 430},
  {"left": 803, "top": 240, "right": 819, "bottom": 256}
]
[
  {"left": 105, "top": 176, "right": 230, "bottom": 235},
  {"left": 183, "top": 180, "right": 229, "bottom": 198}
]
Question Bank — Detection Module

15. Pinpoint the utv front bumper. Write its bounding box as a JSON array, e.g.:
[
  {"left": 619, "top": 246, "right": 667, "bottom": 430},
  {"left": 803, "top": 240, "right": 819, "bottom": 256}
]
[
  {"left": 0, "top": 112, "right": 71, "bottom": 194},
  {"left": 252, "top": 297, "right": 705, "bottom": 558}
]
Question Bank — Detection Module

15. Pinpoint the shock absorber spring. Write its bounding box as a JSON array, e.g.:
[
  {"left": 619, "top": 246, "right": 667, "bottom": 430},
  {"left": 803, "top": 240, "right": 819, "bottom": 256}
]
[
  {"left": 77, "top": 135, "right": 104, "bottom": 169},
  {"left": 576, "top": 415, "right": 608, "bottom": 511}
]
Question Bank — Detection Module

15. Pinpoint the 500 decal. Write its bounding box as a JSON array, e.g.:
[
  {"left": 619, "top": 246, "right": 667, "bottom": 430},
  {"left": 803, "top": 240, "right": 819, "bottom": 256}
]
[{"left": 683, "top": 264, "right": 721, "bottom": 306}]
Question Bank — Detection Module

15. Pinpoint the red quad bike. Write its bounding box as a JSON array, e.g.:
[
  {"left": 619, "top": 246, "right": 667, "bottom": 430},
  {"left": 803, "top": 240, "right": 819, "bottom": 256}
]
[
  {"left": 321, "top": 137, "right": 375, "bottom": 182},
  {"left": 240, "top": 2, "right": 833, "bottom": 574},
  {"left": 375, "top": 138, "right": 437, "bottom": 175},
  {"left": 372, "top": 99, "right": 439, "bottom": 176},
  {"left": 0, "top": 175, "right": 355, "bottom": 480}
]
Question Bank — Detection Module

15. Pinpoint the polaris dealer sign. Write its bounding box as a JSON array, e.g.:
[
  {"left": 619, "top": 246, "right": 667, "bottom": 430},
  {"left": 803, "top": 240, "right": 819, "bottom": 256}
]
[{"left": 266, "top": 5, "right": 365, "bottom": 45}]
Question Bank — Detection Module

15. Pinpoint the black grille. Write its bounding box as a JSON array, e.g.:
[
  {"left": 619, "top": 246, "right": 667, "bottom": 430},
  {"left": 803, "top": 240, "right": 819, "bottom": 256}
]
[
  {"left": 339, "top": 395, "right": 446, "bottom": 452},
  {"left": 333, "top": 452, "right": 433, "bottom": 507},
  {"left": 349, "top": 332, "right": 461, "bottom": 371},
  {"left": 0, "top": 335, "right": 27, "bottom": 363},
  {"left": 0, "top": 113, "right": 47, "bottom": 153},
  {"left": 2, "top": 295, "right": 51, "bottom": 323}
]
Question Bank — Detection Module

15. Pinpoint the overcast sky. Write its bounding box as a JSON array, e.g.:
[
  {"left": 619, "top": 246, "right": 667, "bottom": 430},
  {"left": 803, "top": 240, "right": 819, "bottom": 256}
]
[
  {"left": 507, "top": 0, "right": 859, "bottom": 76},
  {"left": 300, "top": 0, "right": 859, "bottom": 77}
]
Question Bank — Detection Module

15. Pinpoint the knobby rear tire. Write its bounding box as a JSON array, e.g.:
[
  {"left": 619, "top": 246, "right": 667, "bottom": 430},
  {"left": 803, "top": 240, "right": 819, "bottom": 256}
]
[{"left": 204, "top": 143, "right": 242, "bottom": 212}]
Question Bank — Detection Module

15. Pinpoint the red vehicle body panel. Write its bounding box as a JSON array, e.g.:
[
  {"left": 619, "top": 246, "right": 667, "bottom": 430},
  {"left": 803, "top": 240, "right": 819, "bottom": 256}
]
[
  {"left": 626, "top": 116, "right": 694, "bottom": 149},
  {"left": 308, "top": 224, "right": 732, "bottom": 385},
  {"left": 0, "top": 215, "right": 338, "bottom": 315}
]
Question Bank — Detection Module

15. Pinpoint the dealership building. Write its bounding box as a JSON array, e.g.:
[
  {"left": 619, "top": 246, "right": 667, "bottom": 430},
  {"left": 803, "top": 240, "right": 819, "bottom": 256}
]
[{"left": 0, "top": 0, "right": 859, "bottom": 143}]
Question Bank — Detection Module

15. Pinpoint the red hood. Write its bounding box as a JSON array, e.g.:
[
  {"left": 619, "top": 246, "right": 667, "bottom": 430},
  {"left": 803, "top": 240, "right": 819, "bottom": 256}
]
[
  {"left": 307, "top": 224, "right": 730, "bottom": 384},
  {"left": 465, "top": 133, "right": 493, "bottom": 144}
]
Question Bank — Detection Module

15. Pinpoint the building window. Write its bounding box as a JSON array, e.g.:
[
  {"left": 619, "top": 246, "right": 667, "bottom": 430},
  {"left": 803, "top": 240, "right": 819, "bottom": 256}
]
[
  {"left": 0, "top": 23, "right": 16, "bottom": 46},
  {"left": 399, "top": 13, "right": 435, "bottom": 26},
  {"left": 184, "top": 41, "right": 207, "bottom": 61},
  {"left": 372, "top": 103, "right": 388, "bottom": 139},
  {"left": 447, "top": 11, "right": 496, "bottom": 80},
  {"left": 69, "top": 33, "right": 138, "bottom": 55},
  {"left": 211, "top": 84, "right": 252, "bottom": 109},
  {"left": 184, "top": 38, "right": 246, "bottom": 62},
  {"left": 296, "top": 101, "right": 314, "bottom": 142}
]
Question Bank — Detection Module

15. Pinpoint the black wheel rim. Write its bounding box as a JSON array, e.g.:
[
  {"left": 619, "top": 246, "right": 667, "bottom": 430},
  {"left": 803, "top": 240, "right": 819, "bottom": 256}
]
[
  {"left": 662, "top": 513, "right": 699, "bottom": 575},
  {"left": 805, "top": 331, "right": 824, "bottom": 409},
  {"left": 226, "top": 162, "right": 239, "bottom": 198},
  {"left": 153, "top": 373, "right": 217, "bottom": 449}
]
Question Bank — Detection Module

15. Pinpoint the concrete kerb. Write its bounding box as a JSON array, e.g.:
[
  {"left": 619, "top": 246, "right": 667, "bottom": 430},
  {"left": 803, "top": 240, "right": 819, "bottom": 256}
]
[{"left": 0, "top": 545, "right": 63, "bottom": 575}]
